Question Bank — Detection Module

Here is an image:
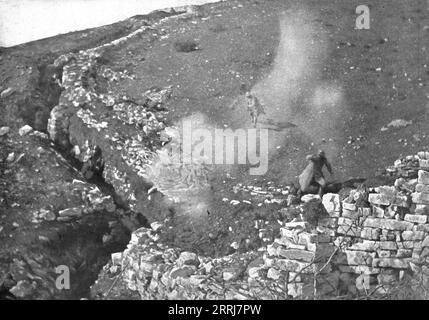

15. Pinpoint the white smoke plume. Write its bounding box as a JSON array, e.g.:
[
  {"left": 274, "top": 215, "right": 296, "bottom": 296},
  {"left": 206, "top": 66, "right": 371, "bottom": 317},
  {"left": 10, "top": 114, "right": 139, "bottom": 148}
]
[{"left": 252, "top": 7, "right": 350, "bottom": 163}]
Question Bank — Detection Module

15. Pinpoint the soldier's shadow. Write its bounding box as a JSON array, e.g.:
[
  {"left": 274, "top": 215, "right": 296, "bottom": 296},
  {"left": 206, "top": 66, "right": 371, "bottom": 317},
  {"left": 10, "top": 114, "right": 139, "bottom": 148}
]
[{"left": 300, "top": 180, "right": 343, "bottom": 195}]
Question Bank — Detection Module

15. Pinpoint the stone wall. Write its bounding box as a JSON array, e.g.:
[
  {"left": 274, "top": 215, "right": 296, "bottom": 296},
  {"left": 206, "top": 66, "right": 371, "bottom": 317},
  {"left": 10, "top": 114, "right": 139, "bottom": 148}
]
[
  {"left": 262, "top": 152, "right": 429, "bottom": 298},
  {"left": 96, "top": 152, "right": 429, "bottom": 299}
]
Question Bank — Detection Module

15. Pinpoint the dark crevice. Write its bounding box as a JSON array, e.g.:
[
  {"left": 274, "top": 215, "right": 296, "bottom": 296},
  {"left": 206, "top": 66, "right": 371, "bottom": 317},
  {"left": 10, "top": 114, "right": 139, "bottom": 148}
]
[{"left": 4, "top": 59, "right": 149, "bottom": 300}]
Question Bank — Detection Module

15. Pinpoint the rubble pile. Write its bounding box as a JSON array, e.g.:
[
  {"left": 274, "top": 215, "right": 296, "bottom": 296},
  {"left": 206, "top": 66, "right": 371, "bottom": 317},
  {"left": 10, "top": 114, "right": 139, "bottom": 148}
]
[
  {"left": 230, "top": 183, "right": 290, "bottom": 206},
  {"left": 385, "top": 153, "right": 422, "bottom": 178},
  {"left": 96, "top": 152, "right": 429, "bottom": 299},
  {"left": 94, "top": 225, "right": 275, "bottom": 300}
]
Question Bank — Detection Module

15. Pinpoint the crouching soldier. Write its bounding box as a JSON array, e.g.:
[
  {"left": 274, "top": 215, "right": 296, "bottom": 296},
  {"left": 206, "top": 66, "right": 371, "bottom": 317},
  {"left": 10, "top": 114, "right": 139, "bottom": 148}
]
[{"left": 299, "top": 150, "right": 333, "bottom": 197}]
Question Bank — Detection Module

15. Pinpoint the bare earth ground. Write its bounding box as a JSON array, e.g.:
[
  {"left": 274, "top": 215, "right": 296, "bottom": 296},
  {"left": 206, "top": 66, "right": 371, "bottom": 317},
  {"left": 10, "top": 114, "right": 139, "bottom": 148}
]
[{"left": 0, "top": 0, "right": 428, "bottom": 299}]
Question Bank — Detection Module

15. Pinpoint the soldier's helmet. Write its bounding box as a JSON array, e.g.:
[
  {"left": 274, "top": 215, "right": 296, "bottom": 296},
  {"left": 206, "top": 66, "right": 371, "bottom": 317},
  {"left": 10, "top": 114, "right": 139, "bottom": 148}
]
[{"left": 318, "top": 150, "right": 326, "bottom": 157}]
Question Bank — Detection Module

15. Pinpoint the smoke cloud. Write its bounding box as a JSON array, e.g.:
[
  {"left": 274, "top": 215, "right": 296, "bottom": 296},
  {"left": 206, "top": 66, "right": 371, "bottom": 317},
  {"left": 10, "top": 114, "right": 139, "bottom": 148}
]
[{"left": 252, "top": 7, "right": 350, "bottom": 163}]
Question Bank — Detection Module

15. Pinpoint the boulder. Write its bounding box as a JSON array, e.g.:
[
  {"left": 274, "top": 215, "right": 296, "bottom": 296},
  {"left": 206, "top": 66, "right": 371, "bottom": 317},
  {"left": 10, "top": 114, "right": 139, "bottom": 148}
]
[
  {"left": 267, "top": 268, "right": 281, "bottom": 280},
  {"left": 322, "top": 193, "right": 341, "bottom": 214},
  {"left": 58, "top": 207, "right": 83, "bottom": 217},
  {"left": 177, "top": 252, "right": 200, "bottom": 267},
  {"left": 0, "top": 126, "right": 10, "bottom": 136},
  {"left": 418, "top": 170, "right": 429, "bottom": 185},
  {"left": 19, "top": 125, "right": 33, "bottom": 136},
  {"left": 0, "top": 87, "right": 14, "bottom": 98}
]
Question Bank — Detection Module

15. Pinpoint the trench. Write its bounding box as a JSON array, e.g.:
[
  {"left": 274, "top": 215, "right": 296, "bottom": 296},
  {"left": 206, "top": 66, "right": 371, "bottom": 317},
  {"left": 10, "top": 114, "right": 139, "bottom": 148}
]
[
  {"left": 5, "top": 59, "right": 150, "bottom": 300},
  {"left": 48, "top": 145, "right": 149, "bottom": 300}
]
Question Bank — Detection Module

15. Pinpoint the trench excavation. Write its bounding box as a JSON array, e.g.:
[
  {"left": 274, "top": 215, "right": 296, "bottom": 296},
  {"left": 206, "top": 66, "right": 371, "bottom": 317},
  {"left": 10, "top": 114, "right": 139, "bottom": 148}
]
[{"left": 0, "top": 58, "right": 152, "bottom": 300}]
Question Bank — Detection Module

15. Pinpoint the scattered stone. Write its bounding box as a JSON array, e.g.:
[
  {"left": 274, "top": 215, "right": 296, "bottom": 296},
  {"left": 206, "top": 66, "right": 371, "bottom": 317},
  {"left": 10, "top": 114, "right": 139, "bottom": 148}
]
[
  {"left": 222, "top": 268, "right": 240, "bottom": 281},
  {"left": 418, "top": 170, "right": 429, "bottom": 185},
  {"left": 386, "top": 119, "right": 412, "bottom": 129},
  {"left": 38, "top": 235, "right": 50, "bottom": 242},
  {"left": 0, "top": 126, "right": 10, "bottom": 136},
  {"left": 58, "top": 207, "right": 82, "bottom": 218},
  {"left": 230, "top": 242, "right": 239, "bottom": 250},
  {"left": 10, "top": 280, "right": 34, "bottom": 298},
  {"left": 177, "top": 252, "right": 199, "bottom": 267},
  {"left": 6, "top": 152, "right": 15, "bottom": 162},
  {"left": 39, "top": 208, "right": 56, "bottom": 221},
  {"left": 267, "top": 268, "right": 281, "bottom": 280},
  {"left": 301, "top": 194, "right": 320, "bottom": 203},
  {"left": 287, "top": 282, "right": 303, "bottom": 298},
  {"left": 248, "top": 266, "right": 262, "bottom": 278},
  {"left": 322, "top": 193, "right": 341, "bottom": 214},
  {"left": 0, "top": 87, "right": 14, "bottom": 99},
  {"left": 102, "top": 234, "right": 113, "bottom": 243},
  {"left": 18, "top": 125, "right": 33, "bottom": 136},
  {"left": 283, "top": 221, "right": 309, "bottom": 230},
  {"left": 150, "top": 222, "right": 163, "bottom": 231}
]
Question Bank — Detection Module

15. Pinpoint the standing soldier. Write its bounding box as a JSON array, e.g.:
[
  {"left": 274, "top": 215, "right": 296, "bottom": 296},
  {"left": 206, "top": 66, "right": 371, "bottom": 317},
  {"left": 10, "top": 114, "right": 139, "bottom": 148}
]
[
  {"left": 229, "top": 84, "right": 266, "bottom": 127},
  {"left": 244, "top": 91, "right": 265, "bottom": 128},
  {"left": 299, "top": 150, "right": 333, "bottom": 197}
]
